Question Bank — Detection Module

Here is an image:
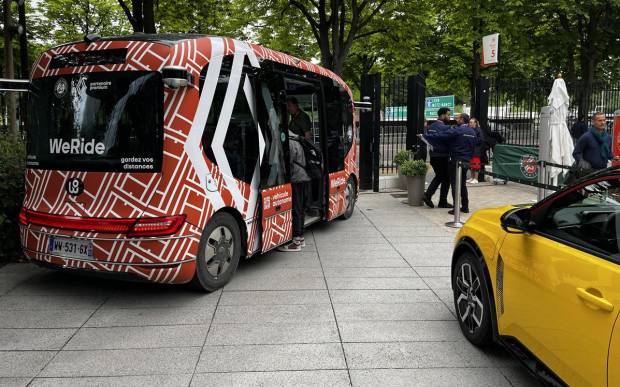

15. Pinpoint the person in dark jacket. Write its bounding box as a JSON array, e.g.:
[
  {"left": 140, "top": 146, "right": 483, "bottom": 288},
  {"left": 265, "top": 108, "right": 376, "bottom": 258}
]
[
  {"left": 570, "top": 114, "right": 588, "bottom": 143},
  {"left": 423, "top": 107, "right": 452, "bottom": 209},
  {"left": 422, "top": 113, "right": 479, "bottom": 213},
  {"left": 573, "top": 112, "right": 613, "bottom": 171}
]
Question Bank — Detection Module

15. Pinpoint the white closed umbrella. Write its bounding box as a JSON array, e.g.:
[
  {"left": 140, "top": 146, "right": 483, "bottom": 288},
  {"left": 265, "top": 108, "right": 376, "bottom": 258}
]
[{"left": 547, "top": 77, "right": 574, "bottom": 180}]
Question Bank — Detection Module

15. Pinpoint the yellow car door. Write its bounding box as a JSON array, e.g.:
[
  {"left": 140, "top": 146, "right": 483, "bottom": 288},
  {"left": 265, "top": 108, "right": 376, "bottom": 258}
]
[{"left": 498, "top": 176, "right": 620, "bottom": 386}]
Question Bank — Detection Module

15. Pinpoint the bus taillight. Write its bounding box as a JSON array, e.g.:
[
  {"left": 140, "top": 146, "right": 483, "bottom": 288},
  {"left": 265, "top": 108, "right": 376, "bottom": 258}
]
[
  {"left": 127, "top": 215, "right": 186, "bottom": 237},
  {"left": 19, "top": 209, "right": 185, "bottom": 237}
]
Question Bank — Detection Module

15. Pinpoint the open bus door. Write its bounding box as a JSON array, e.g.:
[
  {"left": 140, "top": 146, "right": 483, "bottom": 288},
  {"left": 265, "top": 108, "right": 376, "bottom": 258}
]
[{"left": 255, "top": 69, "right": 294, "bottom": 252}]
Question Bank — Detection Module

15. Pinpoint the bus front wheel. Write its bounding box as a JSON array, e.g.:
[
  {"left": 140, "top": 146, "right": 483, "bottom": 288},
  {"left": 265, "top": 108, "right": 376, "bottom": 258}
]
[{"left": 191, "top": 212, "right": 241, "bottom": 292}]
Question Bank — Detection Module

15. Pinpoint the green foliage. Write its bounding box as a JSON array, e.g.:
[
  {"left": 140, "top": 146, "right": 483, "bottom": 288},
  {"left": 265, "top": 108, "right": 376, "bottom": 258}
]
[
  {"left": 393, "top": 149, "right": 411, "bottom": 167},
  {"left": 0, "top": 137, "right": 25, "bottom": 261},
  {"left": 34, "top": 0, "right": 131, "bottom": 46},
  {"left": 399, "top": 159, "right": 428, "bottom": 177}
]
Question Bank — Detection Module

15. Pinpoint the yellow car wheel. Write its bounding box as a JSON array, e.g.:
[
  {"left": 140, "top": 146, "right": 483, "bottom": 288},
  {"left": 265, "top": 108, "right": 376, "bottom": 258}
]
[{"left": 452, "top": 252, "right": 493, "bottom": 346}]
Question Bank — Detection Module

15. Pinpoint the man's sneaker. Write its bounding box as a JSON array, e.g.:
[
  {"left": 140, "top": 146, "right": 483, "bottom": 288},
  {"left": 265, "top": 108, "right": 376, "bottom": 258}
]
[
  {"left": 438, "top": 202, "right": 453, "bottom": 208},
  {"left": 448, "top": 208, "right": 470, "bottom": 214},
  {"left": 423, "top": 196, "right": 434, "bottom": 208},
  {"left": 293, "top": 237, "right": 306, "bottom": 248},
  {"left": 277, "top": 241, "right": 302, "bottom": 252}
]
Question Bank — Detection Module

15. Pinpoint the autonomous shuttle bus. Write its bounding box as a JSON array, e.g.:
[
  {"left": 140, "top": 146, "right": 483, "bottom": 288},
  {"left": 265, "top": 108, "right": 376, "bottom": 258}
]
[{"left": 19, "top": 34, "right": 358, "bottom": 291}]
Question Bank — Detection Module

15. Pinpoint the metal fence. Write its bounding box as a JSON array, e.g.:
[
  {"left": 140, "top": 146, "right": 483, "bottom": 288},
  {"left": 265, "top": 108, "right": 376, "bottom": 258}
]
[
  {"left": 379, "top": 75, "right": 408, "bottom": 174},
  {"left": 487, "top": 78, "right": 620, "bottom": 146},
  {"left": 0, "top": 91, "right": 27, "bottom": 135}
]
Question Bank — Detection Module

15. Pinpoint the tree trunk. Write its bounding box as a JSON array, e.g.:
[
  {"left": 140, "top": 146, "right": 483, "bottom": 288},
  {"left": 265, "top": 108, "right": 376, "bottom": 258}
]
[
  {"left": 142, "top": 0, "right": 156, "bottom": 33},
  {"left": 3, "top": 0, "right": 17, "bottom": 142}
]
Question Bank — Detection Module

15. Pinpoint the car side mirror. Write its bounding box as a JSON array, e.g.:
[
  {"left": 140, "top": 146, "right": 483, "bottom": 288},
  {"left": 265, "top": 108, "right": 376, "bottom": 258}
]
[{"left": 501, "top": 207, "right": 533, "bottom": 234}]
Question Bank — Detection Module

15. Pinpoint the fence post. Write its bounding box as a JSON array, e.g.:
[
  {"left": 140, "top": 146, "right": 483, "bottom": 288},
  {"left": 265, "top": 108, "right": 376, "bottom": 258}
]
[
  {"left": 473, "top": 77, "right": 489, "bottom": 133},
  {"left": 371, "top": 74, "right": 381, "bottom": 192},
  {"left": 407, "top": 74, "right": 426, "bottom": 159},
  {"left": 446, "top": 161, "right": 464, "bottom": 229},
  {"left": 359, "top": 74, "right": 374, "bottom": 190}
]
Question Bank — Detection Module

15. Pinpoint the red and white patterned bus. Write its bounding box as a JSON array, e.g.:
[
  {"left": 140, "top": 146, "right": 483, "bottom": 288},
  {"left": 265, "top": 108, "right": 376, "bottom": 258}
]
[{"left": 19, "top": 34, "right": 358, "bottom": 291}]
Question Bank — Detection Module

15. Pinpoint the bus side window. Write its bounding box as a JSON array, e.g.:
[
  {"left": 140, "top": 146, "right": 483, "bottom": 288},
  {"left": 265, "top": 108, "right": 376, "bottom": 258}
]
[
  {"left": 199, "top": 55, "right": 260, "bottom": 184},
  {"left": 256, "top": 72, "right": 287, "bottom": 188}
]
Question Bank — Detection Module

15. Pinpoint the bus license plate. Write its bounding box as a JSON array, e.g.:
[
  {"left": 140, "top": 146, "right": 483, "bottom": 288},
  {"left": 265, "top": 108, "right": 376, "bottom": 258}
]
[{"left": 48, "top": 237, "right": 93, "bottom": 260}]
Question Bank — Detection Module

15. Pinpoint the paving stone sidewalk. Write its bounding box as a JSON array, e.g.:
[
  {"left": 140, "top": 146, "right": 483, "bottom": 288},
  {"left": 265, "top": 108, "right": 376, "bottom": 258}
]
[{"left": 0, "top": 182, "right": 540, "bottom": 386}]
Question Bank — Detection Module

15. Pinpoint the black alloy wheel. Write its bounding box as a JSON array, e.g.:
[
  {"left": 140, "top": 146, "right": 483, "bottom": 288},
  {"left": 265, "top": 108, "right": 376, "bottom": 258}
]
[{"left": 452, "top": 252, "right": 493, "bottom": 346}]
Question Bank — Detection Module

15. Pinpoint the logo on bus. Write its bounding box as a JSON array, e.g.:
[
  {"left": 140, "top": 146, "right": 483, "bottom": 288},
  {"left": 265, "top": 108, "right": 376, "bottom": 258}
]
[
  {"left": 54, "top": 78, "right": 68, "bottom": 98},
  {"left": 331, "top": 176, "right": 346, "bottom": 187},
  {"left": 65, "top": 177, "right": 84, "bottom": 196},
  {"left": 520, "top": 154, "right": 538, "bottom": 179}
]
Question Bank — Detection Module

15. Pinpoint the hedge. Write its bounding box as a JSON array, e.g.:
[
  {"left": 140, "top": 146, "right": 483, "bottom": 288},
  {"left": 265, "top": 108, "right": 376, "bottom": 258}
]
[{"left": 0, "top": 136, "right": 25, "bottom": 261}]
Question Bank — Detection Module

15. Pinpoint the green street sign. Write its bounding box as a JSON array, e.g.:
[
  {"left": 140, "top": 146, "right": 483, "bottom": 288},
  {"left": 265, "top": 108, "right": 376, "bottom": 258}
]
[{"left": 424, "top": 95, "right": 454, "bottom": 119}]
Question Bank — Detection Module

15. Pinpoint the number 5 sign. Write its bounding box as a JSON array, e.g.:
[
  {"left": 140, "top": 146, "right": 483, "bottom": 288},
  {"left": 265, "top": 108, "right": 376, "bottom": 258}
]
[{"left": 481, "top": 33, "right": 500, "bottom": 68}]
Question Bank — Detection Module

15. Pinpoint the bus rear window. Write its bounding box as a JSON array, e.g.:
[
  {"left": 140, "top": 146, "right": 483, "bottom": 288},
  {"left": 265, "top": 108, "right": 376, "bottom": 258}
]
[
  {"left": 49, "top": 49, "right": 127, "bottom": 69},
  {"left": 27, "top": 71, "right": 163, "bottom": 172}
]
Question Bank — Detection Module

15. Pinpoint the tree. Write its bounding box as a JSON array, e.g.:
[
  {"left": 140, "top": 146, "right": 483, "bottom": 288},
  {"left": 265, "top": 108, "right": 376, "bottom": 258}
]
[
  {"left": 36, "top": 0, "right": 130, "bottom": 44},
  {"left": 117, "top": 0, "right": 156, "bottom": 33},
  {"left": 282, "top": 0, "right": 392, "bottom": 75}
]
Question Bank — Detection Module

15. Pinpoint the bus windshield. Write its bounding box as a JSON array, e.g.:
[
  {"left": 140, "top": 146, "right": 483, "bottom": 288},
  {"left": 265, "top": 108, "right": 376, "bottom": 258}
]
[{"left": 27, "top": 71, "right": 163, "bottom": 172}]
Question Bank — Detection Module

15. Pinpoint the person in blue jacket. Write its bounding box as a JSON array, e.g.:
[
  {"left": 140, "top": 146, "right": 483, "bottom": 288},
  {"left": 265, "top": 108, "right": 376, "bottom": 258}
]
[
  {"left": 422, "top": 113, "right": 479, "bottom": 214},
  {"left": 423, "top": 107, "right": 452, "bottom": 208},
  {"left": 573, "top": 112, "right": 613, "bottom": 171}
]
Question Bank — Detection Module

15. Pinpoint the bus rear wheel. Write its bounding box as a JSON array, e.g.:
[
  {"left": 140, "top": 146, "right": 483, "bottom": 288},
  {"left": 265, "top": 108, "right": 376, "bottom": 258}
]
[
  {"left": 191, "top": 212, "right": 241, "bottom": 292},
  {"left": 340, "top": 177, "right": 357, "bottom": 220}
]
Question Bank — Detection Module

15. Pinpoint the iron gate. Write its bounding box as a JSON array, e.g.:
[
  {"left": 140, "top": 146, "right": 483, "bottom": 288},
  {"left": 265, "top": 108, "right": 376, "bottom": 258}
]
[{"left": 359, "top": 73, "right": 426, "bottom": 191}]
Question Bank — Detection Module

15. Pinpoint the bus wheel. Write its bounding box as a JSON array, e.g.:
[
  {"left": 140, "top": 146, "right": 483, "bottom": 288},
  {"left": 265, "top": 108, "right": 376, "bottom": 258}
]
[
  {"left": 191, "top": 212, "right": 241, "bottom": 292},
  {"left": 340, "top": 177, "right": 357, "bottom": 220}
]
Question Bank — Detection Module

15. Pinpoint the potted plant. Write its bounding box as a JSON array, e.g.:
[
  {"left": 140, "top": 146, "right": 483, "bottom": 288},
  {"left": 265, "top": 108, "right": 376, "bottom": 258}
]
[
  {"left": 400, "top": 159, "right": 428, "bottom": 206},
  {"left": 393, "top": 150, "right": 411, "bottom": 190}
]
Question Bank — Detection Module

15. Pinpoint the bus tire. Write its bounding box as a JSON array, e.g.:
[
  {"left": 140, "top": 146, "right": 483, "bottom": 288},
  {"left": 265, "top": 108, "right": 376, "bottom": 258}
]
[
  {"left": 190, "top": 212, "right": 241, "bottom": 292},
  {"left": 340, "top": 177, "right": 357, "bottom": 220}
]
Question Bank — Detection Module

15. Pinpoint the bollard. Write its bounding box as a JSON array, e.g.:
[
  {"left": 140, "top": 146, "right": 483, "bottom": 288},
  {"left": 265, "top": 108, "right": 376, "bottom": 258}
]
[{"left": 446, "top": 160, "right": 464, "bottom": 229}]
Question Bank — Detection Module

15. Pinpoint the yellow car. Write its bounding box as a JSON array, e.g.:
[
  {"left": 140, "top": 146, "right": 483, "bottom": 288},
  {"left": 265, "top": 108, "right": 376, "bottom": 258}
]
[{"left": 452, "top": 169, "right": 620, "bottom": 387}]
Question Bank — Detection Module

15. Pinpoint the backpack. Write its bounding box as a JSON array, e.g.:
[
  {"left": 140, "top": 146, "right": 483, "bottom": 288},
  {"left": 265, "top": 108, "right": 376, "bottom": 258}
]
[{"left": 296, "top": 138, "right": 323, "bottom": 179}]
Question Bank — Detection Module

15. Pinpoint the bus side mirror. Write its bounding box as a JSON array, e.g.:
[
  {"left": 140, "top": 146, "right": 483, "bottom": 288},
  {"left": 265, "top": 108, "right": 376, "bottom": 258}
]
[{"left": 162, "top": 66, "right": 192, "bottom": 89}]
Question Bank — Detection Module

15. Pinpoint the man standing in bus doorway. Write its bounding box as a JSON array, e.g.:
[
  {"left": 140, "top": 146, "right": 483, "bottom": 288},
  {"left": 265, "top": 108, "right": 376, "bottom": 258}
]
[
  {"left": 278, "top": 131, "right": 311, "bottom": 252},
  {"left": 287, "top": 96, "right": 312, "bottom": 140},
  {"left": 423, "top": 107, "right": 452, "bottom": 209}
]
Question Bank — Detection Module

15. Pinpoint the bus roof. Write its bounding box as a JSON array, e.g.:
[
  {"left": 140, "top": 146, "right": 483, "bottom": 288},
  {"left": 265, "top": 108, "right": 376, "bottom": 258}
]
[{"left": 38, "top": 35, "right": 352, "bottom": 96}]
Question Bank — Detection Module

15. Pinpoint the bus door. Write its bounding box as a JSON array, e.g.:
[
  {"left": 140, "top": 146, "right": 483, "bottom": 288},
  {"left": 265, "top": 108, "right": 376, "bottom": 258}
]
[
  {"left": 322, "top": 78, "right": 352, "bottom": 220},
  {"left": 255, "top": 70, "right": 293, "bottom": 252},
  {"left": 284, "top": 78, "right": 326, "bottom": 224}
]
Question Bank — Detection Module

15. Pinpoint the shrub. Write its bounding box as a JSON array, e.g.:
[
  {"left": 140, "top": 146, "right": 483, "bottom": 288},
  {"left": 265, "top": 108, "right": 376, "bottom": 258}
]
[
  {"left": 393, "top": 150, "right": 411, "bottom": 167},
  {"left": 0, "top": 136, "right": 25, "bottom": 261},
  {"left": 400, "top": 159, "right": 428, "bottom": 177}
]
